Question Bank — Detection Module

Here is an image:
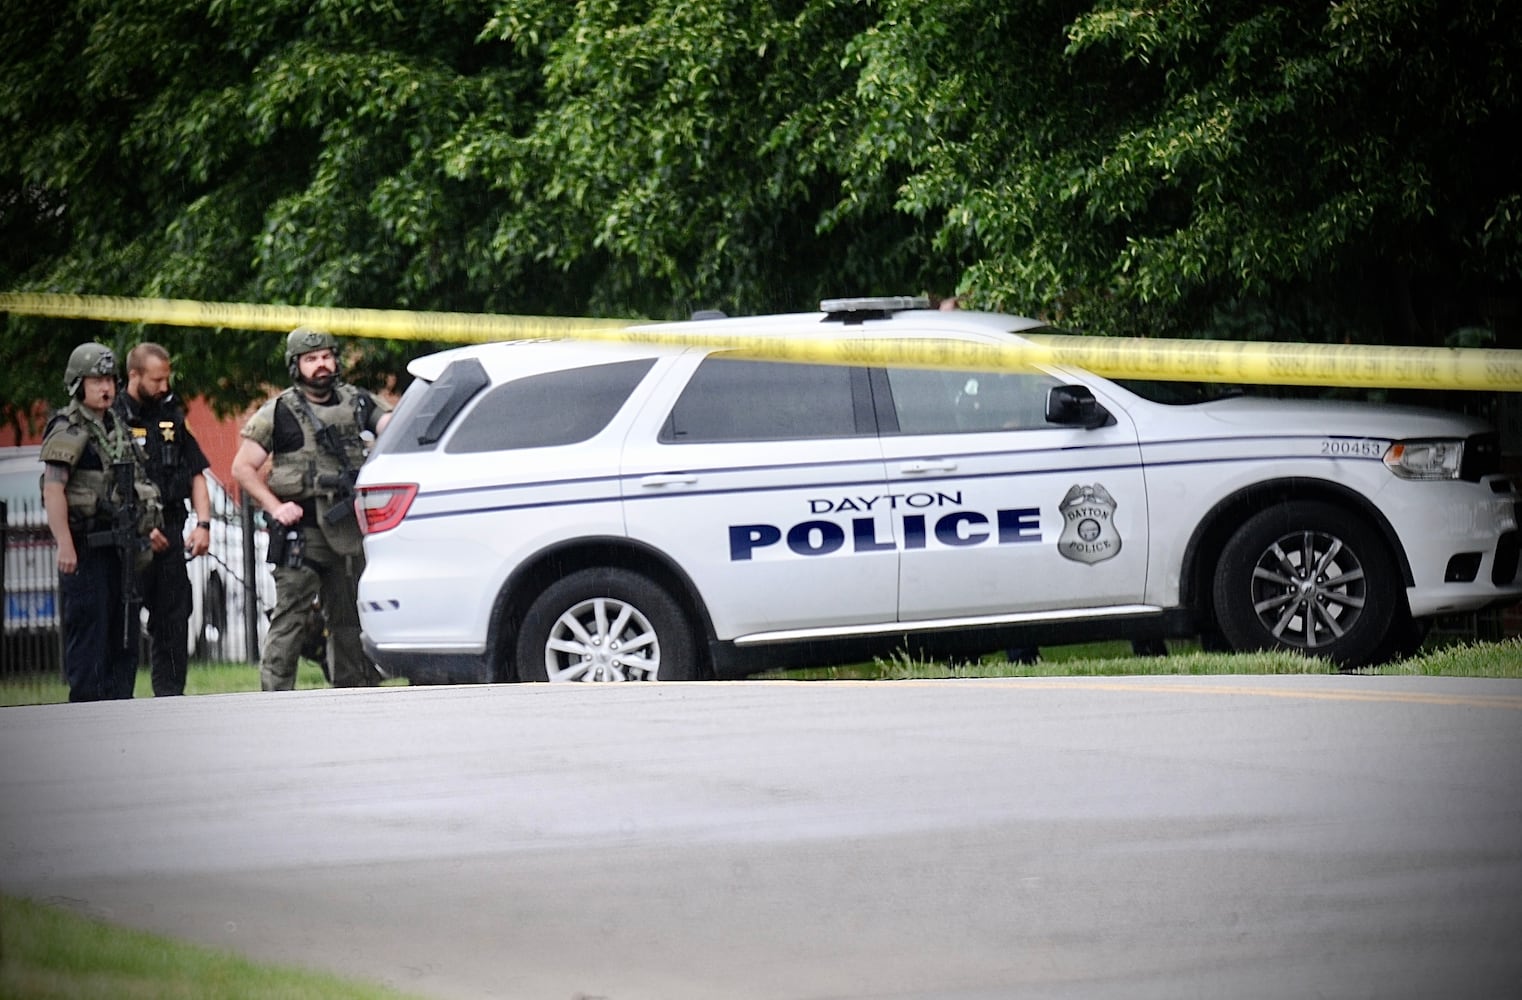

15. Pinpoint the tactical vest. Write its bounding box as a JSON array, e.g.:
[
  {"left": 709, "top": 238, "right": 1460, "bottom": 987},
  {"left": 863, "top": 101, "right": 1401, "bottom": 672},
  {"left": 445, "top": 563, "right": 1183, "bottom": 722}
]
[
  {"left": 39, "top": 402, "right": 164, "bottom": 556},
  {"left": 266, "top": 384, "right": 370, "bottom": 501},
  {"left": 266, "top": 384, "right": 372, "bottom": 556}
]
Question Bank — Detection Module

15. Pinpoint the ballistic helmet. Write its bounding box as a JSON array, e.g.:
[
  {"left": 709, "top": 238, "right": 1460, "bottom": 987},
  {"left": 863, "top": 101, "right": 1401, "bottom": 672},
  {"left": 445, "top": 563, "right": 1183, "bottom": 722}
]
[
  {"left": 285, "top": 326, "right": 339, "bottom": 378},
  {"left": 64, "top": 342, "right": 118, "bottom": 397}
]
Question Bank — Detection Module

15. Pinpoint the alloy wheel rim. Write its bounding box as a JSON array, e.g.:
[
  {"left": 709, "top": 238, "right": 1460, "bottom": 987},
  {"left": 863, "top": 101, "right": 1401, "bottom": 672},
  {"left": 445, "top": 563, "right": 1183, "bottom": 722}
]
[
  {"left": 545, "top": 596, "right": 661, "bottom": 681},
  {"left": 1248, "top": 529, "right": 1367, "bottom": 650}
]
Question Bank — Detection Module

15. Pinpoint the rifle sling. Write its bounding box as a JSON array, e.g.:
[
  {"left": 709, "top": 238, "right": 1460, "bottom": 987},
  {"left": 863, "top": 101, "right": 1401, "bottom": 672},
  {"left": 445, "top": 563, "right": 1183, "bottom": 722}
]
[{"left": 286, "top": 389, "right": 357, "bottom": 479}]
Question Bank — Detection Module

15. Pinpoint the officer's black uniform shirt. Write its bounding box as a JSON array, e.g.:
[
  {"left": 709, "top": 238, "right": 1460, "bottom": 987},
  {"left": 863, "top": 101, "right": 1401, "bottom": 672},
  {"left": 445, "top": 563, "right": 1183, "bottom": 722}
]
[{"left": 114, "top": 391, "right": 210, "bottom": 518}]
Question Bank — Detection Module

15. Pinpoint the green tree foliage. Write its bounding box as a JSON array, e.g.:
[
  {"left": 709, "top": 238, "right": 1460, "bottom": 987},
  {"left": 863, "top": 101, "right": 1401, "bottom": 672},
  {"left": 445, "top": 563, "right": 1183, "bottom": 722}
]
[
  {"left": 844, "top": 0, "right": 1522, "bottom": 345},
  {"left": 463, "top": 0, "right": 953, "bottom": 320},
  {"left": 3, "top": 0, "right": 1519, "bottom": 435},
  {"left": 1, "top": 0, "right": 530, "bottom": 430}
]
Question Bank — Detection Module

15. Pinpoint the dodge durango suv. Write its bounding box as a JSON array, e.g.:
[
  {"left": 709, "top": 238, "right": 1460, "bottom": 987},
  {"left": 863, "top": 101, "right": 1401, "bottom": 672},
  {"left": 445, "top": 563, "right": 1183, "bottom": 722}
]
[{"left": 354, "top": 298, "right": 1522, "bottom": 682}]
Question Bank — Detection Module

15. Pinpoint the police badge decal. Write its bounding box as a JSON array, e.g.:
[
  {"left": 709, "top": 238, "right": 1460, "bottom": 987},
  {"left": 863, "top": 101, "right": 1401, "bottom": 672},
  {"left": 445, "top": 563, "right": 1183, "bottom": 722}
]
[{"left": 1057, "top": 484, "right": 1122, "bottom": 564}]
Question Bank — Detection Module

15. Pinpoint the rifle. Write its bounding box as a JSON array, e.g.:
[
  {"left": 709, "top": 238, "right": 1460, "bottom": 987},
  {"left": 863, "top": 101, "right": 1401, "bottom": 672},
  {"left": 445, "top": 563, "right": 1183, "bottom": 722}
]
[
  {"left": 311, "top": 422, "right": 360, "bottom": 526},
  {"left": 86, "top": 460, "right": 144, "bottom": 648},
  {"left": 315, "top": 467, "right": 360, "bottom": 525}
]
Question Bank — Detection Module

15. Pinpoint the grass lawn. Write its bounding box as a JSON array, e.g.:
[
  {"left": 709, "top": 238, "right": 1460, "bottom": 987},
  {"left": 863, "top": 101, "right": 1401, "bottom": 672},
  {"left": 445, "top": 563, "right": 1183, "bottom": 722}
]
[
  {"left": 753, "top": 635, "right": 1522, "bottom": 680},
  {"left": 0, "top": 659, "right": 401, "bottom": 706},
  {"left": 0, "top": 894, "right": 425, "bottom": 1000}
]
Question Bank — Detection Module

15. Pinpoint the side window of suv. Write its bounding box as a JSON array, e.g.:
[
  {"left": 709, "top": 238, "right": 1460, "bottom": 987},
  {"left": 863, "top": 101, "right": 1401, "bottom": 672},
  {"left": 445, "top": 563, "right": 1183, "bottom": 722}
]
[
  {"left": 884, "top": 367, "right": 1063, "bottom": 434},
  {"left": 444, "top": 359, "right": 655, "bottom": 453},
  {"left": 661, "top": 357, "right": 869, "bottom": 443}
]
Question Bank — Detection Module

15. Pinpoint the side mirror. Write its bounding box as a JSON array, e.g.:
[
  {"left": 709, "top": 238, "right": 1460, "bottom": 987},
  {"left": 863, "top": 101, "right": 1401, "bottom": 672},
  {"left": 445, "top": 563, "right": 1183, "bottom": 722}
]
[{"left": 1045, "top": 385, "right": 1112, "bottom": 429}]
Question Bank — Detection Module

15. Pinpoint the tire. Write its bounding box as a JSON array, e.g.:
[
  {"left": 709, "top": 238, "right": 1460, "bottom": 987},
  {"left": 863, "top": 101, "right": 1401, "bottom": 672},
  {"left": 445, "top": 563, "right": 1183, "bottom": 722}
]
[
  {"left": 1369, "top": 611, "right": 1428, "bottom": 664},
  {"left": 1197, "top": 630, "right": 1233, "bottom": 653},
  {"left": 1211, "top": 501, "right": 1397, "bottom": 667},
  {"left": 514, "top": 568, "right": 700, "bottom": 682}
]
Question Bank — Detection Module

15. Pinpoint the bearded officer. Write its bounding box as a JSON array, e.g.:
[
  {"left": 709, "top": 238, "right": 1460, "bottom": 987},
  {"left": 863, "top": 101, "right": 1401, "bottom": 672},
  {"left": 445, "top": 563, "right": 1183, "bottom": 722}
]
[
  {"left": 231, "top": 328, "right": 392, "bottom": 690},
  {"left": 40, "top": 343, "right": 169, "bottom": 702},
  {"left": 114, "top": 342, "right": 213, "bottom": 696}
]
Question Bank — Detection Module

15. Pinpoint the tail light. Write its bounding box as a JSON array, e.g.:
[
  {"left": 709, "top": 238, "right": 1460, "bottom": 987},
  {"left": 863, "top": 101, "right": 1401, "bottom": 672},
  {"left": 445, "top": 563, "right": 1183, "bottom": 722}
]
[{"left": 356, "top": 484, "right": 418, "bottom": 535}]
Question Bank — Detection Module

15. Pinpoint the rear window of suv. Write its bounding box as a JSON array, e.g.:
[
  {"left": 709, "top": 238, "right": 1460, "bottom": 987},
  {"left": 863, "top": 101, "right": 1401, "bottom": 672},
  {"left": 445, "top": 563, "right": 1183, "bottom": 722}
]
[{"left": 372, "top": 357, "right": 491, "bottom": 456}]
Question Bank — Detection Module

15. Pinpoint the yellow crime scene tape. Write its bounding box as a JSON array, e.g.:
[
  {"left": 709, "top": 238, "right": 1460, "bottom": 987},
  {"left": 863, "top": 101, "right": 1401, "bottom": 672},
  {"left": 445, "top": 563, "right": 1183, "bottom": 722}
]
[
  {"left": 0, "top": 292, "right": 632, "bottom": 343},
  {"left": 3, "top": 291, "right": 1521, "bottom": 392}
]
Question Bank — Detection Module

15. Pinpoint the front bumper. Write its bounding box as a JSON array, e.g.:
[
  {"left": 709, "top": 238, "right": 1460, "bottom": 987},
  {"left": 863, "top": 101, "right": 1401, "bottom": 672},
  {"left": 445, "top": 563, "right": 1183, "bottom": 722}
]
[{"left": 1395, "top": 475, "right": 1522, "bottom": 618}]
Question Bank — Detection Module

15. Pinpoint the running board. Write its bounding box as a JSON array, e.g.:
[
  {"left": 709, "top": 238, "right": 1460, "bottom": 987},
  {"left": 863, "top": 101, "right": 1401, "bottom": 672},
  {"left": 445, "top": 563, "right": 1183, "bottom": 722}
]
[{"left": 732, "top": 604, "right": 1164, "bottom": 647}]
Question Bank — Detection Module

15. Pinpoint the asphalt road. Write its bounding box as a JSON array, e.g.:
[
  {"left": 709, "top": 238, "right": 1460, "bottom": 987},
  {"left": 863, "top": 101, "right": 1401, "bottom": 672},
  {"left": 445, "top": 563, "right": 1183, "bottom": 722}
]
[{"left": 2, "top": 675, "right": 1520, "bottom": 1000}]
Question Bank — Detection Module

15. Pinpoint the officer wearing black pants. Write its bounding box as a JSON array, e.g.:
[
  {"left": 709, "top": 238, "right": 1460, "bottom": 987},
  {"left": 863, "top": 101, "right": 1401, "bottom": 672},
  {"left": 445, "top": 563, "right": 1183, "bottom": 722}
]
[
  {"left": 41, "top": 343, "right": 168, "bottom": 702},
  {"left": 57, "top": 540, "right": 139, "bottom": 700},
  {"left": 115, "top": 343, "right": 212, "bottom": 696}
]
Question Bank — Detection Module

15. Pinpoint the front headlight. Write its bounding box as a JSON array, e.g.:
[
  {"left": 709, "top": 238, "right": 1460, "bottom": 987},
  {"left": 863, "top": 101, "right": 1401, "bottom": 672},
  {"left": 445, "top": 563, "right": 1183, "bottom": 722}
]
[{"left": 1383, "top": 439, "right": 1465, "bottom": 480}]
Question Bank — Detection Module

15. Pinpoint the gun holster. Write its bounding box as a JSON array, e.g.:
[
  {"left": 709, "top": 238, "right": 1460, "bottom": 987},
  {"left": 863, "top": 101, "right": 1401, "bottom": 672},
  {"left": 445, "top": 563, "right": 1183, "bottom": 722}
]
[
  {"left": 266, "top": 523, "right": 306, "bottom": 569},
  {"left": 282, "top": 525, "right": 306, "bottom": 569}
]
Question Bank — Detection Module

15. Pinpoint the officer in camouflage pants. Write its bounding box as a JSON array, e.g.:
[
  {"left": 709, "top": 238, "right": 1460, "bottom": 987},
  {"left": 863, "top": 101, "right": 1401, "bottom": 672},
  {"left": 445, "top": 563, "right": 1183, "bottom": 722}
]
[{"left": 231, "top": 328, "right": 391, "bottom": 690}]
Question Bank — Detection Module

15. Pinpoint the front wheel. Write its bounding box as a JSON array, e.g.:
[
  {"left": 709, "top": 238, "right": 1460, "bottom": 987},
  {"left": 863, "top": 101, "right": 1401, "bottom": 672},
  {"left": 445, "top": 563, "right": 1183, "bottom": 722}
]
[
  {"left": 1212, "top": 501, "right": 1398, "bottom": 667},
  {"left": 514, "top": 568, "right": 701, "bottom": 682}
]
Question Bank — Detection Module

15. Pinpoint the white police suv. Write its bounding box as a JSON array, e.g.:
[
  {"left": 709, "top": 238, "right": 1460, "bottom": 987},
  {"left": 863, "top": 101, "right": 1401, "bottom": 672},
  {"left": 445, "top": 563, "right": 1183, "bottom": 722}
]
[{"left": 354, "top": 298, "right": 1521, "bottom": 682}]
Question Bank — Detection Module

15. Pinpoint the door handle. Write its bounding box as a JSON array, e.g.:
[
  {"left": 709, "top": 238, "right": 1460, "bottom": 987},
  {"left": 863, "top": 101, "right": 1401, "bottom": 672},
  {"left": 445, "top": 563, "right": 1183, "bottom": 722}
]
[
  {"left": 898, "top": 460, "right": 958, "bottom": 475},
  {"left": 639, "top": 474, "right": 699, "bottom": 488}
]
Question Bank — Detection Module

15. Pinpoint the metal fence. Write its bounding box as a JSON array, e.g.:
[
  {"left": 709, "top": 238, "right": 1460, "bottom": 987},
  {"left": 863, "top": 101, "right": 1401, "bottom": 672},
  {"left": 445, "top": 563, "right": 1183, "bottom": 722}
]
[{"left": 1, "top": 491, "right": 275, "bottom": 676}]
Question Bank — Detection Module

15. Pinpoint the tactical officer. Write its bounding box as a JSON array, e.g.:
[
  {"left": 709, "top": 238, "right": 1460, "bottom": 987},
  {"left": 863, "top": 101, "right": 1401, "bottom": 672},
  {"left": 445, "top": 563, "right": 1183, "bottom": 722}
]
[
  {"left": 40, "top": 343, "right": 169, "bottom": 702},
  {"left": 115, "top": 343, "right": 213, "bottom": 696},
  {"left": 231, "top": 327, "right": 392, "bottom": 690}
]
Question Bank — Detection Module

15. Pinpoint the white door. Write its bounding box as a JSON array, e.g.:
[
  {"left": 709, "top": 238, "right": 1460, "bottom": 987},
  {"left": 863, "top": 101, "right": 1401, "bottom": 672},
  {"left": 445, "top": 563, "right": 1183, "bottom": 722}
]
[{"left": 878, "top": 365, "right": 1150, "bottom": 621}]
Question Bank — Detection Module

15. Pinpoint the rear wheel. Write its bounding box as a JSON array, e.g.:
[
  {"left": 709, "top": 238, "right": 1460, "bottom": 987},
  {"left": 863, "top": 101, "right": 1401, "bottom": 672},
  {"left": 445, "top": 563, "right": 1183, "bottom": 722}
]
[
  {"left": 1212, "top": 501, "right": 1397, "bottom": 667},
  {"left": 514, "top": 568, "right": 700, "bottom": 682}
]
